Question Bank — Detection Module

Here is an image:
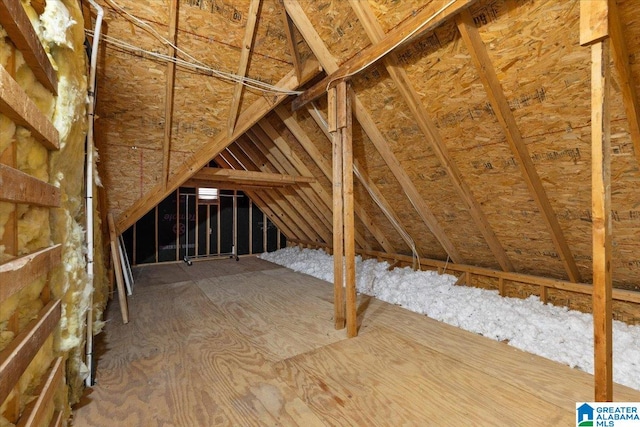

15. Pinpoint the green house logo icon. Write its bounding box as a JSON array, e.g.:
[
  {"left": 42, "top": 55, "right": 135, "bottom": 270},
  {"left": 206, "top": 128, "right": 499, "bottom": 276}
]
[{"left": 577, "top": 403, "right": 594, "bottom": 426}]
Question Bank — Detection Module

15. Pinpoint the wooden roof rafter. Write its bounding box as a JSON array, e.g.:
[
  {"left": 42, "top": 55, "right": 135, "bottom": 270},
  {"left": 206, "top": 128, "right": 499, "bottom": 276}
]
[
  {"left": 252, "top": 120, "right": 335, "bottom": 236},
  {"left": 226, "top": 143, "right": 323, "bottom": 242},
  {"left": 608, "top": 0, "right": 640, "bottom": 166},
  {"left": 275, "top": 105, "right": 395, "bottom": 253},
  {"left": 116, "top": 64, "right": 323, "bottom": 232},
  {"left": 227, "top": 0, "right": 262, "bottom": 136},
  {"left": 284, "top": 0, "right": 463, "bottom": 263},
  {"left": 214, "top": 152, "right": 297, "bottom": 239},
  {"left": 456, "top": 9, "right": 582, "bottom": 283},
  {"left": 162, "top": 0, "right": 179, "bottom": 189},
  {"left": 291, "top": 0, "right": 478, "bottom": 110},
  {"left": 349, "top": 0, "right": 514, "bottom": 272},
  {"left": 296, "top": 104, "right": 411, "bottom": 255},
  {"left": 277, "top": 0, "right": 304, "bottom": 82},
  {"left": 239, "top": 132, "right": 332, "bottom": 243}
]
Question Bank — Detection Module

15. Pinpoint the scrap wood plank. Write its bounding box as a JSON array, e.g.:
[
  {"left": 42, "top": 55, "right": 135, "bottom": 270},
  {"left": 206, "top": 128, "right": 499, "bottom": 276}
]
[
  {"left": 0, "top": 66, "right": 59, "bottom": 150},
  {"left": 0, "top": 299, "right": 61, "bottom": 405},
  {"left": 0, "top": 0, "right": 57, "bottom": 94},
  {"left": 227, "top": 0, "right": 261, "bottom": 136},
  {"left": 108, "top": 214, "right": 129, "bottom": 324},
  {"left": 0, "top": 164, "right": 60, "bottom": 207},
  {"left": 0, "top": 244, "right": 62, "bottom": 303},
  {"left": 16, "top": 356, "right": 64, "bottom": 427}
]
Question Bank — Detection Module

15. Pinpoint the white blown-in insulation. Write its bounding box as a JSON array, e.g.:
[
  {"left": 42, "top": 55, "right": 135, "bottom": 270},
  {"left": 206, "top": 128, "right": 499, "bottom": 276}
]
[
  {"left": 0, "top": 0, "right": 108, "bottom": 419},
  {"left": 260, "top": 247, "right": 640, "bottom": 391}
]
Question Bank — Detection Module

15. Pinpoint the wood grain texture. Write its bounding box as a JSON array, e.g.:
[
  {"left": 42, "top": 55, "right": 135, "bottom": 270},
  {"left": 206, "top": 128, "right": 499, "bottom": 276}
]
[
  {"left": 0, "top": 300, "right": 61, "bottom": 405},
  {"left": 72, "top": 257, "right": 640, "bottom": 426},
  {"left": 0, "top": 164, "right": 60, "bottom": 207},
  {"left": 0, "top": 0, "right": 58, "bottom": 94},
  {"left": 0, "top": 66, "right": 59, "bottom": 150},
  {"left": 0, "top": 244, "right": 61, "bottom": 303}
]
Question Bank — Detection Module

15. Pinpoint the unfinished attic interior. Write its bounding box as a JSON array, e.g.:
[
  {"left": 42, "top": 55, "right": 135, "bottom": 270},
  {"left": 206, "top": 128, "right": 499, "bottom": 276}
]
[{"left": 2, "top": 0, "right": 640, "bottom": 425}]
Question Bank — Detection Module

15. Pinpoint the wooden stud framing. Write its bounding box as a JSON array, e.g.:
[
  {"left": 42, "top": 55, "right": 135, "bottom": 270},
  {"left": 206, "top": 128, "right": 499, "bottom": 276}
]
[
  {"left": 16, "top": 357, "right": 64, "bottom": 427},
  {"left": 108, "top": 214, "right": 129, "bottom": 324},
  {"left": 0, "top": 0, "right": 58, "bottom": 94},
  {"left": 608, "top": 0, "right": 640, "bottom": 167},
  {"left": 227, "top": 0, "right": 261, "bottom": 135},
  {"left": 456, "top": 9, "right": 580, "bottom": 281},
  {"left": 162, "top": 0, "right": 179, "bottom": 189},
  {"left": 0, "top": 244, "right": 62, "bottom": 303},
  {"left": 274, "top": 106, "right": 379, "bottom": 251},
  {"left": 351, "top": 0, "right": 512, "bottom": 272},
  {"left": 0, "top": 164, "right": 60, "bottom": 207},
  {"left": 340, "top": 83, "right": 357, "bottom": 338},
  {"left": 0, "top": 299, "right": 61, "bottom": 405},
  {"left": 48, "top": 411, "right": 63, "bottom": 427},
  {"left": 329, "top": 85, "right": 345, "bottom": 330},
  {"left": 117, "top": 66, "right": 322, "bottom": 232},
  {"left": 290, "top": 0, "right": 478, "bottom": 110},
  {"left": 591, "top": 38, "right": 613, "bottom": 402},
  {"left": 284, "top": 1, "right": 462, "bottom": 263},
  {"left": 0, "top": 66, "right": 59, "bottom": 150}
]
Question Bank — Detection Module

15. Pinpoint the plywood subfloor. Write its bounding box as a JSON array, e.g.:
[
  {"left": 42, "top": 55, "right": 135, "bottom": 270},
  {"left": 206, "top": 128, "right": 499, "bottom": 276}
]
[{"left": 71, "top": 256, "right": 640, "bottom": 426}]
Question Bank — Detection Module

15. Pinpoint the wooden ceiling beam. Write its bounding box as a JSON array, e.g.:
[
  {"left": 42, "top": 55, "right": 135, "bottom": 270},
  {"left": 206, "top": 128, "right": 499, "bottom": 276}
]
[
  {"left": 456, "top": 9, "right": 581, "bottom": 283},
  {"left": 286, "top": 0, "right": 462, "bottom": 263},
  {"left": 162, "top": 0, "right": 179, "bottom": 189},
  {"left": 227, "top": 0, "right": 261, "bottom": 136},
  {"left": 116, "top": 64, "right": 322, "bottom": 232},
  {"left": 289, "top": 0, "right": 478, "bottom": 110},
  {"left": 350, "top": 0, "right": 513, "bottom": 272},
  {"left": 238, "top": 133, "right": 331, "bottom": 243},
  {"left": 0, "top": 0, "right": 57, "bottom": 94},
  {"left": 608, "top": 0, "right": 640, "bottom": 166},
  {"left": 214, "top": 153, "right": 297, "bottom": 239},
  {"left": 192, "top": 166, "right": 315, "bottom": 186},
  {"left": 298, "top": 104, "right": 408, "bottom": 255}
]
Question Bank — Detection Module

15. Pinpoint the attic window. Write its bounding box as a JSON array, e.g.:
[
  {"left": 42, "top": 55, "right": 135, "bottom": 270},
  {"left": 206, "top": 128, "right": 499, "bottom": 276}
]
[{"left": 198, "top": 187, "right": 219, "bottom": 203}]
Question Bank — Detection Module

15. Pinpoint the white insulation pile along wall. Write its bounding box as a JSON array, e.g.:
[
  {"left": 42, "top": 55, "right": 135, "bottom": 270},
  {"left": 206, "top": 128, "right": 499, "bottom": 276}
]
[{"left": 0, "top": 0, "right": 109, "bottom": 420}]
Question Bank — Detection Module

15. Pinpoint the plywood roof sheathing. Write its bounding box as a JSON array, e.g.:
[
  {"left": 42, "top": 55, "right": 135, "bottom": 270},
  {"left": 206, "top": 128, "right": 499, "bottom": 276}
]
[
  {"left": 351, "top": 0, "right": 513, "bottom": 272},
  {"left": 227, "top": 0, "right": 262, "bottom": 136},
  {"left": 456, "top": 9, "right": 581, "bottom": 282},
  {"left": 290, "top": 0, "right": 478, "bottom": 110}
]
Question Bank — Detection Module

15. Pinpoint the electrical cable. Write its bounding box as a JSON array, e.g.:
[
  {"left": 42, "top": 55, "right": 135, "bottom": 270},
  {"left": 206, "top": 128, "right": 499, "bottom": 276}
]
[
  {"left": 325, "top": 0, "right": 457, "bottom": 91},
  {"left": 93, "top": 0, "right": 303, "bottom": 95}
]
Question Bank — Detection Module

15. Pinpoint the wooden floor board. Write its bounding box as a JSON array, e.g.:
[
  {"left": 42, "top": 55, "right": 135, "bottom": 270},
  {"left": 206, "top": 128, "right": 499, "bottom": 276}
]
[{"left": 72, "top": 256, "right": 640, "bottom": 426}]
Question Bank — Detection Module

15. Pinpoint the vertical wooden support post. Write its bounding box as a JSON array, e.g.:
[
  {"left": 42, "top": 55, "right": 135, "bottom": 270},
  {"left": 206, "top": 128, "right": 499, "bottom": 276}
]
[
  {"left": 249, "top": 199, "right": 253, "bottom": 255},
  {"left": 108, "top": 214, "right": 129, "bottom": 324},
  {"left": 341, "top": 84, "right": 357, "bottom": 338},
  {"left": 581, "top": 0, "right": 612, "bottom": 402},
  {"left": 592, "top": 39, "right": 613, "bottom": 402},
  {"left": 329, "top": 85, "right": 345, "bottom": 330},
  {"left": 263, "top": 210, "right": 267, "bottom": 253},
  {"left": 498, "top": 277, "right": 505, "bottom": 297}
]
